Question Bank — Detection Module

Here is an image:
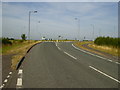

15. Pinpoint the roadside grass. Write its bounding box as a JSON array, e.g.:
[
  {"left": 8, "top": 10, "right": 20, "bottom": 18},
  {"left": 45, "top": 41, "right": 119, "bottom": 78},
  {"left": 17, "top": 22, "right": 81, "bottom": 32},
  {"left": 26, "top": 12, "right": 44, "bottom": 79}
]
[
  {"left": 2, "top": 40, "right": 41, "bottom": 70},
  {"left": 88, "top": 44, "right": 119, "bottom": 57},
  {"left": 74, "top": 41, "right": 119, "bottom": 57}
]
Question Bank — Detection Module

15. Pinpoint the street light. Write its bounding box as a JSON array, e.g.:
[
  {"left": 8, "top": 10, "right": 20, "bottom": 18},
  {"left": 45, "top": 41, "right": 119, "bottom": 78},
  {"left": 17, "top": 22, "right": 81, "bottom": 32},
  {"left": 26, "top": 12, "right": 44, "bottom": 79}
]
[
  {"left": 28, "top": 11, "right": 37, "bottom": 42},
  {"left": 75, "top": 18, "right": 80, "bottom": 41},
  {"left": 91, "top": 24, "right": 94, "bottom": 41}
]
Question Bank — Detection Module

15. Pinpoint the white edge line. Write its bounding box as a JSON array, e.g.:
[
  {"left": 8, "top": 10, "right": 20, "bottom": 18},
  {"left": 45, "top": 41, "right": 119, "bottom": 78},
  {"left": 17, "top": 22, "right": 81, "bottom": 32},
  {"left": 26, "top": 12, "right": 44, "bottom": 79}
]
[
  {"left": 58, "top": 47, "right": 61, "bottom": 50},
  {"left": 64, "top": 51, "right": 77, "bottom": 60},
  {"left": 89, "top": 66, "right": 120, "bottom": 83},
  {"left": 72, "top": 44, "right": 119, "bottom": 65}
]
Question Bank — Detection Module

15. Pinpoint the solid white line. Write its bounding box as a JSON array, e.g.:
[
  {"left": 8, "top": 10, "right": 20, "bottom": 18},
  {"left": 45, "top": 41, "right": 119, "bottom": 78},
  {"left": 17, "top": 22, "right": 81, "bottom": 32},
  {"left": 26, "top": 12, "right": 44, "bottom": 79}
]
[
  {"left": 89, "top": 66, "right": 120, "bottom": 83},
  {"left": 64, "top": 51, "right": 77, "bottom": 60},
  {"left": 58, "top": 47, "right": 61, "bottom": 50},
  {"left": 18, "top": 69, "right": 23, "bottom": 75},
  {"left": 16, "top": 78, "right": 22, "bottom": 87},
  {"left": 4, "top": 79, "right": 8, "bottom": 83},
  {"left": 72, "top": 44, "right": 120, "bottom": 65},
  {"left": 55, "top": 42, "right": 57, "bottom": 47}
]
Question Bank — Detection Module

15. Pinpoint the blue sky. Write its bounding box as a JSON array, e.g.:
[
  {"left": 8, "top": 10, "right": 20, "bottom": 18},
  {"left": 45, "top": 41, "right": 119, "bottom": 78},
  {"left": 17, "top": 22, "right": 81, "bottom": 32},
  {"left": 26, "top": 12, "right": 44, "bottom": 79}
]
[{"left": 2, "top": 2, "right": 118, "bottom": 40}]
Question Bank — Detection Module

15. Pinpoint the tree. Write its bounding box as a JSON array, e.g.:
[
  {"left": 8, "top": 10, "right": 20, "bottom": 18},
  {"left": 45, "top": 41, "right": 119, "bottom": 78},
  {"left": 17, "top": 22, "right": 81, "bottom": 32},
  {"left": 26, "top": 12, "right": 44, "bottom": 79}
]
[{"left": 21, "top": 34, "right": 27, "bottom": 40}]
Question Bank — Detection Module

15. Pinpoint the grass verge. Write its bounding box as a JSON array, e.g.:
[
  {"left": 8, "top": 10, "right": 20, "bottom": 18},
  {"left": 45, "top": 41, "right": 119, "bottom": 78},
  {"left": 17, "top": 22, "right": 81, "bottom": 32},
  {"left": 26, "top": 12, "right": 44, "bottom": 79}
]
[
  {"left": 88, "top": 44, "right": 119, "bottom": 57},
  {"left": 74, "top": 41, "right": 119, "bottom": 57},
  {"left": 2, "top": 40, "right": 41, "bottom": 70}
]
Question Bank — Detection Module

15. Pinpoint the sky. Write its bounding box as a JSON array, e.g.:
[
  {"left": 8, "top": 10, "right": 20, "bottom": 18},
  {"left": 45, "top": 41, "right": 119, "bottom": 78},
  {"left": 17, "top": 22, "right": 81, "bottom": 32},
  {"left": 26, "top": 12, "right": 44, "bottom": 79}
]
[{"left": 1, "top": 1, "right": 119, "bottom": 40}]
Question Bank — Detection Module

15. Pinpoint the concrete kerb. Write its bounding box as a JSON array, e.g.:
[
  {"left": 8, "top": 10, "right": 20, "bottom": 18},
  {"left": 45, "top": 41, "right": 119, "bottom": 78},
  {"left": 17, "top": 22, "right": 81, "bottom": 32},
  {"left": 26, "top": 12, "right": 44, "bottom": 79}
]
[{"left": 16, "top": 42, "right": 42, "bottom": 70}]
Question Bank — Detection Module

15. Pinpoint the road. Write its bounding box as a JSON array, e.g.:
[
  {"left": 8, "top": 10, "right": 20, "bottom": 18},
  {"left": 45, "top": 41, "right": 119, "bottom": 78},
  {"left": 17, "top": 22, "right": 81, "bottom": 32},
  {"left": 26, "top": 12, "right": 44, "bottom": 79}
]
[{"left": 15, "top": 42, "right": 119, "bottom": 88}]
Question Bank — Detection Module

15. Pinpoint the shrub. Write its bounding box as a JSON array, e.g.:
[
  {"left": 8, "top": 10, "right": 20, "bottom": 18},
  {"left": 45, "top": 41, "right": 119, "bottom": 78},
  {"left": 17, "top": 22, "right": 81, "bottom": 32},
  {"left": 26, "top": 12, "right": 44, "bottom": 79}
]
[
  {"left": 2, "top": 37, "right": 12, "bottom": 45},
  {"left": 94, "top": 37, "right": 120, "bottom": 48}
]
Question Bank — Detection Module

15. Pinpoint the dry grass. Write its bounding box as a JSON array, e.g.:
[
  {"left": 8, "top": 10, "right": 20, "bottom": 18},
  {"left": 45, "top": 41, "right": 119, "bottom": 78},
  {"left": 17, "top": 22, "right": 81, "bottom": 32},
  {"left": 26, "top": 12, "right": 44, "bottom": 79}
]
[
  {"left": 89, "top": 44, "right": 119, "bottom": 56},
  {"left": 74, "top": 41, "right": 119, "bottom": 57},
  {"left": 2, "top": 40, "right": 41, "bottom": 70}
]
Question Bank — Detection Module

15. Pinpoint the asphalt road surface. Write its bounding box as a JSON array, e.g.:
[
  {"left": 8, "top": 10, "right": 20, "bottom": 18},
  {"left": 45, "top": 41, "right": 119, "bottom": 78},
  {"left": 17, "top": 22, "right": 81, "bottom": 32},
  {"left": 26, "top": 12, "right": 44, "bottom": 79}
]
[{"left": 17, "top": 42, "right": 119, "bottom": 88}]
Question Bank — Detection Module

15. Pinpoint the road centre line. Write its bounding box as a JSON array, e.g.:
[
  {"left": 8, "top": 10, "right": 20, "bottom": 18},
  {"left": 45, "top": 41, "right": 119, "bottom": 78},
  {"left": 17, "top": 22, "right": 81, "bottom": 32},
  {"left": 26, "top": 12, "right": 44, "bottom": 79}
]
[
  {"left": 89, "top": 66, "right": 120, "bottom": 84},
  {"left": 72, "top": 44, "right": 120, "bottom": 65},
  {"left": 64, "top": 51, "right": 77, "bottom": 60}
]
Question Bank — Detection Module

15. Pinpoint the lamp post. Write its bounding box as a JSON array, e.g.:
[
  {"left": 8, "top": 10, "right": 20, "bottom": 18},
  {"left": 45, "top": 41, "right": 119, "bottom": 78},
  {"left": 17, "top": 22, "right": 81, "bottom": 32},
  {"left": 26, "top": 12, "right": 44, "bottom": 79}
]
[
  {"left": 28, "top": 11, "right": 37, "bottom": 42},
  {"left": 91, "top": 24, "right": 94, "bottom": 41},
  {"left": 75, "top": 18, "right": 80, "bottom": 41}
]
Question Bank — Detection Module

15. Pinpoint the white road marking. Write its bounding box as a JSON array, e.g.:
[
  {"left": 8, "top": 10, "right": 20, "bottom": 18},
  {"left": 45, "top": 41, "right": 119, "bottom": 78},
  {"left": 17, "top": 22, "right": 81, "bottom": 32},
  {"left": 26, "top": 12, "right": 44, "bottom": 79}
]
[
  {"left": 64, "top": 51, "right": 77, "bottom": 60},
  {"left": 58, "top": 47, "right": 61, "bottom": 50},
  {"left": 18, "top": 69, "right": 23, "bottom": 75},
  {"left": 55, "top": 42, "right": 58, "bottom": 47},
  {"left": 16, "top": 78, "right": 22, "bottom": 87},
  {"left": 16, "top": 69, "right": 23, "bottom": 88},
  {"left": 0, "top": 85, "right": 3, "bottom": 88},
  {"left": 7, "top": 75, "right": 10, "bottom": 78},
  {"left": 4, "top": 79, "right": 8, "bottom": 83},
  {"left": 9, "top": 72, "right": 12, "bottom": 75},
  {"left": 2, "top": 84, "right": 5, "bottom": 87},
  {"left": 72, "top": 44, "right": 120, "bottom": 65},
  {"left": 89, "top": 66, "right": 120, "bottom": 83}
]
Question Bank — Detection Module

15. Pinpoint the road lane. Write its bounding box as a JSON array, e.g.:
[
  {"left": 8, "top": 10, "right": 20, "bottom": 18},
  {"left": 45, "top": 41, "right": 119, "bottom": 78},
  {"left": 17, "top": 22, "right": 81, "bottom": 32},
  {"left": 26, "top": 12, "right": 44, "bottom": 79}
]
[
  {"left": 57, "top": 42, "right": 119, "bottom": 80},
  {"left": 21, "top": 42, "right": 118, "bottom": 88}
]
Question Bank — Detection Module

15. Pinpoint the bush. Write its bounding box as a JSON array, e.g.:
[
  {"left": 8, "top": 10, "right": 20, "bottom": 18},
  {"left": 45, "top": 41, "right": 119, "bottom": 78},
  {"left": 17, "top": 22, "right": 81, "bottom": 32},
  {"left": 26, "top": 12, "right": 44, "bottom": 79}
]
[
  {"left": 2, "top": 37, "right": 12, "bottom": 45},
  {"left": 94, "top": 37, "right": 120, "bottom": 48}
]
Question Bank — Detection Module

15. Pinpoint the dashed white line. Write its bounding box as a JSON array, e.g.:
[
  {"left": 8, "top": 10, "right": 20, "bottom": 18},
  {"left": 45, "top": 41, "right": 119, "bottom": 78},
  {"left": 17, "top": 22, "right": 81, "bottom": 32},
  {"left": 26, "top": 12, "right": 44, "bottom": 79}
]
[
  {"left": 4, "top": 79, "right": 8, "bottom": 83},
  {"left": 72, "top": 44, "right": 119, "bottom": 65},
  {"left": 89, "top": 66, "right": 120, "bottom": 83},
  {"left": 18, "top": 69, "right": 23, "bottom": 75},
  {"left": 9, "top": 72, "right": 12, "bottom": 75},
  {"left": 16, "top": 69, "right": 23, "bottom": 88},
  {"left": 7, "top": 75, "right": 10, "bottom": 78},
  {"left": 16, "top": 78, "right": 22, "bottom": 87},
  {"left": 2, "top": 84, "right": 5, "bottom": 87},
  {"left": 0, "top": 85, "right": 3, "bottom": 88},
  {"left": 64, "top": 51, "right": 77, "bottom": 60}
]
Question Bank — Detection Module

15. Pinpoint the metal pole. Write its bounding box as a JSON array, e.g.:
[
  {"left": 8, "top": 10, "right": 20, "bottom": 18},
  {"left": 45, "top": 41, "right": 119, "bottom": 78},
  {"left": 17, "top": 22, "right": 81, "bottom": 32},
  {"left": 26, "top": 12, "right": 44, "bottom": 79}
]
[
  {"left": 28, "top": 11, "right": 31, "bottom": 42},
  {"left": 78, "top": 19, "right": 80, "bottom": 41},
  {"left": 75, "top": 18, "right": 80, "bottom": 41},
  {"left": 93, "top": 25, "right": 94, "bottom": 40},
  {"left": 91, "top": 24, "right": 94, "bottom": 41}
]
